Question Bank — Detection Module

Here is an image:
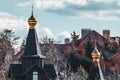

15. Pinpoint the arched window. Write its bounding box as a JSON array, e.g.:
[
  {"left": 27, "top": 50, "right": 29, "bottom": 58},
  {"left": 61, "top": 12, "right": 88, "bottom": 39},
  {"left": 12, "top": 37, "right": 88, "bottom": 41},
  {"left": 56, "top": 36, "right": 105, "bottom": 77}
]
[{"left": 33, "top": 72, "right": 38, "bottom": 80}]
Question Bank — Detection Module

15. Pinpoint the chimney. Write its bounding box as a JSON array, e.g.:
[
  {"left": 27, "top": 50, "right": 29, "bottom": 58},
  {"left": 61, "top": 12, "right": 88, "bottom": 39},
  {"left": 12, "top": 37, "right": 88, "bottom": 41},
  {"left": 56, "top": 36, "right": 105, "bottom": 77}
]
[
  {"left": 81, "top": 28, "right": 91, "bottom": 38},
  {"left": 103, "top": 30, "right": 110, "bottom": 39}
]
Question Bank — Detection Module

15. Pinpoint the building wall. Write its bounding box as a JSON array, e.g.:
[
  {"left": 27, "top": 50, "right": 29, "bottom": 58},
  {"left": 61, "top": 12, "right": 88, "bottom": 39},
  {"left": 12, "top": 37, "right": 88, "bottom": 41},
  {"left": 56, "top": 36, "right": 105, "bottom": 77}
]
[
  {"left": 21, "top": 57, "right": 42, "bottom": 68},
  {"left": 23, "top": 66, "right": 49, "bottom": 80}
]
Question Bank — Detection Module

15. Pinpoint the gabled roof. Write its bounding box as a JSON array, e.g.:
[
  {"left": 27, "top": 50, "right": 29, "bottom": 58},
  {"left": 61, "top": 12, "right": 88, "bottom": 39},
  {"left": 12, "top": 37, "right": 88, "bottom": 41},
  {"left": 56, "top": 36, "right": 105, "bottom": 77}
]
[{"left": 77, "top": 30, "right": 106, "bottom": 47}]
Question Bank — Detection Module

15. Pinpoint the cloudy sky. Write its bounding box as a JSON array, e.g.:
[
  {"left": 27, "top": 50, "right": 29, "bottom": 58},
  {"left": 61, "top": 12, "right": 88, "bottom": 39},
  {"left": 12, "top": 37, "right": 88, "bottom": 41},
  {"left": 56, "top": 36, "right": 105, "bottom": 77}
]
[{"left": 0, "top": 0, "right": 120, "bottom": 45}]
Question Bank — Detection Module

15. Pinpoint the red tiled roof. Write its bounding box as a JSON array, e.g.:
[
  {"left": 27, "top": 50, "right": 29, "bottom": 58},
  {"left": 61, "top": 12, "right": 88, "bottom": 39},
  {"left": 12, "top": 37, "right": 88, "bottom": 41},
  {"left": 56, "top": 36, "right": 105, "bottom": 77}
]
[{"left": 77, "top": 30, "right": 106, "bottom": 47}]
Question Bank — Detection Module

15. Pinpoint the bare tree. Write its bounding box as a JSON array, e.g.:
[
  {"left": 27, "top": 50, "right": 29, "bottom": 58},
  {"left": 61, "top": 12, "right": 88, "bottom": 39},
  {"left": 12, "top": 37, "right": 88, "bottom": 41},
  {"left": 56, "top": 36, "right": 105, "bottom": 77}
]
[
  {"left": 39, "top": 36, "right": 88, "bottom": 80},
  {"left": 0, "top": 29, "right": 19, "bottom": 80},
  {"left": 40, "top": 36, "right": 57, "bottom": 64}
]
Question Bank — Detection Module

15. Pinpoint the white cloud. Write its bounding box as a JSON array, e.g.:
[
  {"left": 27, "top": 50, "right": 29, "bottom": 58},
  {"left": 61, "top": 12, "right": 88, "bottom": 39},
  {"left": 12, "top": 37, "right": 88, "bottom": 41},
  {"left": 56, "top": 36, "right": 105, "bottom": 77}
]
[
  {"left": 17, "top": 0, "right": 120, "bottom": 20},
  {"left": 37, "top": 27, "right": 55, "bottom": 39},
  {"left": 17, "top": 1, "right": 32, "bottom": 7},
  {"left": 90, "top": 0, "right": 115, "bottom": 3},
  {"left": 57, "top": 31, "right": 71, "bottom": 38},
  {"left": 117, "top": 0, "right": 120, "bottom": 5},
  {"left": 68, "top": 10, "right": 120, "bottom": 20},
  {"left": 37, "top": 27, "right": 71, "bottom": 43},
  {"left": 0, "top": 12, "right": 27, "bottom": 32},
  {"left": 56, "top": 31, "right": 71, "bottom": 43},
  {"left": 18, "top": 0, "right": 65, "bottom": 9},
  {"left": 18, "top": 0, "right": 88, "bottom": 9},
  {"left": 65, "top": 0, "right": 88, "bottom": 6}
]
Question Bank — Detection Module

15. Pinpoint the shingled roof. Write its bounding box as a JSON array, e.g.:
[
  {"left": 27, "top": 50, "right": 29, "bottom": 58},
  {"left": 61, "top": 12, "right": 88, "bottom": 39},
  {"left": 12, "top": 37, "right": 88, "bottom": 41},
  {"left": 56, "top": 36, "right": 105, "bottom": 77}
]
[
  {"left": 21, "top": 29, "right": 46, "bottom": 58},
  {"left": 77, "top": 30, "right": 106, "bottom": 47}
]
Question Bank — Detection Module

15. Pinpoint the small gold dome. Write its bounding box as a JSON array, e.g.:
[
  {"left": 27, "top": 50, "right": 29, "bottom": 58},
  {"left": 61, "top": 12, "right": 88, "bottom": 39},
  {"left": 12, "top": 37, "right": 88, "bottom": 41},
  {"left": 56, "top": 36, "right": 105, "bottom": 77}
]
[
  {"left": 28, "top": 6, "right": 37, "bottom": 29},
  {"left": 91, "top": 47, "right": 100, "bottom": 62}
]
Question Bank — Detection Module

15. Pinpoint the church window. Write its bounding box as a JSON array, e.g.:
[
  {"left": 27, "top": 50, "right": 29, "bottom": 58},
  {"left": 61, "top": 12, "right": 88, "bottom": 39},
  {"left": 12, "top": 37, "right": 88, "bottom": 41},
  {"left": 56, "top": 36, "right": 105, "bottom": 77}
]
[{"left": 33, "top": 72, "right": 38, "bottom": 80}]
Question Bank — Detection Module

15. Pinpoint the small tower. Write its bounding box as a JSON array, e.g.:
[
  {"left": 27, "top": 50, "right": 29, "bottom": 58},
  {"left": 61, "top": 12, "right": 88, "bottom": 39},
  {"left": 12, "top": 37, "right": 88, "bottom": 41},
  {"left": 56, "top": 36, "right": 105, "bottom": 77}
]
[
  {"left": 28, "top": 6, "right": 37, "bottom": 29},
  {"left": 87, "top": 43, "right": 104, "bottom": 80},
  {"left": 91, "top": 45, "right": 100, "bottom": 62},
  {"left": 21, "top": 6, "right": 46, "bottom": 68},
  {"left": 8, "top": 6, "right": 57, "bottom": 80}
]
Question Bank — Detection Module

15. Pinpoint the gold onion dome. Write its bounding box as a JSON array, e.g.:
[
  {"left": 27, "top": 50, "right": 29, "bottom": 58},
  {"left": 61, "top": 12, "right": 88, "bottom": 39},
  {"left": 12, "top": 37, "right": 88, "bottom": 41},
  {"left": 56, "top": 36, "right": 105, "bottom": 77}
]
[
  {"left": 91, "top": 46, "right": 100, "bottom": 62},
  {"left": 28, "top": 6, "right": 37, "bottom": 29}
]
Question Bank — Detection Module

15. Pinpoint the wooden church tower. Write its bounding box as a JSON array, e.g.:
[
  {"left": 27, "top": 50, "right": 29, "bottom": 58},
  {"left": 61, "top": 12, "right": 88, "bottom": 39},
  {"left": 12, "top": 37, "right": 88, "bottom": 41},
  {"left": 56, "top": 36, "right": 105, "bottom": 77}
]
[{"left": 8, "top": 6, "right": 56, "bottom": 80}]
